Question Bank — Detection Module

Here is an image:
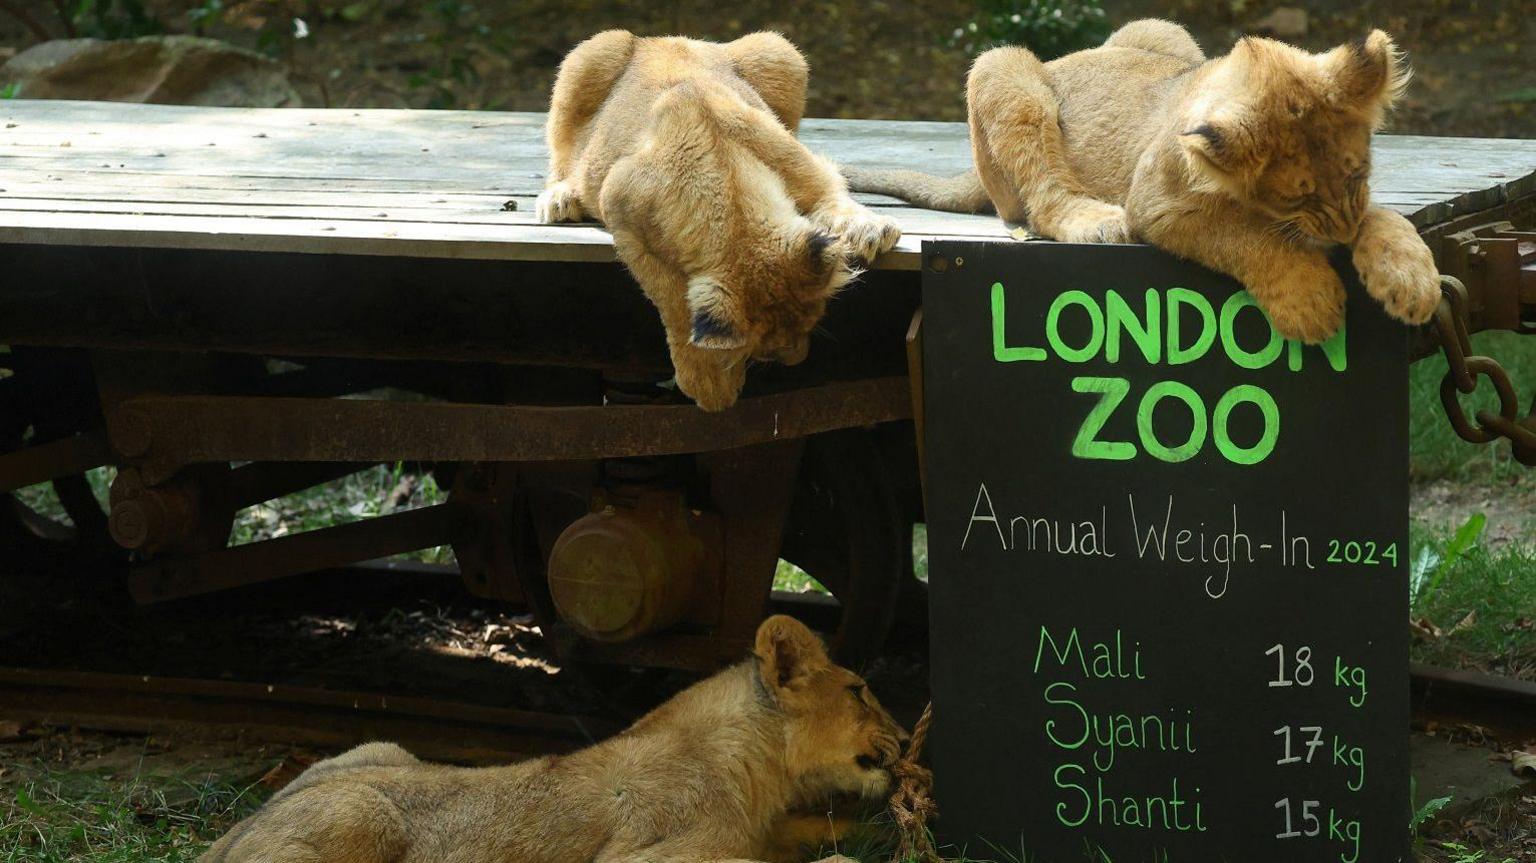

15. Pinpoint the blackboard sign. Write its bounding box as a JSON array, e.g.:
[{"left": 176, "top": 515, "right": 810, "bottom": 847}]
[{"left": 922, "top": 241, "right": 1409, "bottom": 863}]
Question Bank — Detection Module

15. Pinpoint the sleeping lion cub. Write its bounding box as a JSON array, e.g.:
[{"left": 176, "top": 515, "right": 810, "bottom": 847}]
[
  {"left": 846, "top": 20, "right": 1440, "bottom": 343},
  {"left": 537, "top": 31, "right": 901, "bottom": 411},
  {"left": 199, "top": 615, "right": 907, "bottom": 863}
]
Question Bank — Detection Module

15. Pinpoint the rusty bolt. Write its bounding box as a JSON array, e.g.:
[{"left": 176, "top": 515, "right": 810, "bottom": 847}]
[
  {"left": 109, "top": 499, "right": 155, "bottom": 550},
  {"left": 108, "top": 471, "right": 200, "bottom": 553}
]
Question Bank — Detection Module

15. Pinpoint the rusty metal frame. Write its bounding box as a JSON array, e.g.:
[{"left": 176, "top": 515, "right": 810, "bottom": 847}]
[
  {"left": 0, "top": 430, "right": 110, "bottom": 493},
  {"left": 128, "top": 501, "right": 459, "bottom": 603},
  {"left": 0, "top": 667, "right": 616, "bottom": 764},
  {"left": 105, "top": 377, "right": 911, "bottom": 485}
]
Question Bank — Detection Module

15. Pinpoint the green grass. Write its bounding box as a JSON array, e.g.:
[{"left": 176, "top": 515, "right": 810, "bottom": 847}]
[
  {"left": 0, "top": 762, "right": 262, "bottom": 862},
  {"left": 1409, "top": 330, "right": 1536, "bottom": 483},
  {"left": 1404, "top": 330, "right": 1536, "bottom": 675},
  {"left": 1409, "top": 529, "right": 1536, "bottom": 675}
]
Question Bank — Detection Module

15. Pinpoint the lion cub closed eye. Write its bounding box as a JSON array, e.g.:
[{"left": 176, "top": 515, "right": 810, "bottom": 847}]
[
  {"left": 846, "top": 20, "right": 1440, "bottom": 343},
  {"left": 198, "top": 615, "right": 909, "bottom": 863},
  {"left": 536, "top": 30, "right": 901, "bottom": 411}
]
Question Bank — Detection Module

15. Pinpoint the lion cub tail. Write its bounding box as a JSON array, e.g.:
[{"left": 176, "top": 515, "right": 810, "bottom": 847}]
[{"left": 841, "top": 166, "right": 993, "bottom": 214}]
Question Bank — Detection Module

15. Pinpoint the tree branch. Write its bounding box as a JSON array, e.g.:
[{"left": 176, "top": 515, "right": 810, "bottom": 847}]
[{"left": 0, "top": 0, "right": 54, "bottom": 43}]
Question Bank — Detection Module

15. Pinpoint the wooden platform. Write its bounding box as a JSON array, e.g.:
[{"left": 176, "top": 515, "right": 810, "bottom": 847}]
[{"left": 0, "top": 99, "right": 1533, "bottom": 270}]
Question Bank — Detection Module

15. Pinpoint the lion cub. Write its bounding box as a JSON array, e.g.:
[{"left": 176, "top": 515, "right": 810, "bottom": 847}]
[
  {"left": 846, "top": 21, "right": 1440, "bottom": 343},
  {"left": 537, "top": 31, "right": 901, "bottom": 410},
  {"left": 199, "top": 615, "right": 907, "bottom": 863}
]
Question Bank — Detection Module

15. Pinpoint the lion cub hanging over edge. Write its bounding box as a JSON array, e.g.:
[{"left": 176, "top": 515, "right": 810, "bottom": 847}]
[
  {"left": 846, "top": 20, "right": 1439, "bottom": 343},
  {"left": 198, "top": 615, "right": 908, "bottom": 863},
  {"left": 537, "top": 31, "right": 900, "bottom": 411}
]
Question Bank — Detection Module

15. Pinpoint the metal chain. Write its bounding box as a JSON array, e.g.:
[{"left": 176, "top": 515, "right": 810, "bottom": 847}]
[{"left": 1431, "top": 275, "right": 1536, "bottom": 466}]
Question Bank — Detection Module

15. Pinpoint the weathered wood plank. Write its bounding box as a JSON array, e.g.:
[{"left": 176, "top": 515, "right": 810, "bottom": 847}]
[
  {"left": 0, "top": 99, "right": 1530, "bottom": 267},
  {"left": 0, "top": 207, "right": 1006, "bottom": 269},
  {"left": 0, "top": 195, "right": 1007, "bottom": 237}
]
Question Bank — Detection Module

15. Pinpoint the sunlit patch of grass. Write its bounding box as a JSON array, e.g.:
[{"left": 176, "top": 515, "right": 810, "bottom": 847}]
[{"left": 774, "top": 559, "right": 830, "bottom": 594}]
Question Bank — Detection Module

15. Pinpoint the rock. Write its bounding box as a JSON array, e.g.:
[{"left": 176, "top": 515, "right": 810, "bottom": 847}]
[
  {"left": 0, "top": 36, "right": 299, "bottom": 107},
  {"left": 1251, "top": 7, "right": 1308, "bottom": 40}
]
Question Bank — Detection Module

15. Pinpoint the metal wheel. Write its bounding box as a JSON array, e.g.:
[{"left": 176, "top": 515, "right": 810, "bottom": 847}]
[
  {"left": 780, "top": 427, "right": 922, "bottom": 668},
  {"left": 0, "top": 347, "right": 124, "bottom": 578}
]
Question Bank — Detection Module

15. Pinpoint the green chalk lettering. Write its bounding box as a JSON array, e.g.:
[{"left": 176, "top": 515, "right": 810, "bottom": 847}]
[
  {"left": 1286, "top": 319, "right": 1349, "bottom": 372},
  {"left": 1071, "top": 377, "right": 1136, "bottom": 461},
  {"left": 1046, "top": 290, "right": 1105, "bottom": 363},
  {"left": 991, "top": 281, "right": 1046, "bottom": 362},
  {"left": 1212, "top": 385, "right": 1280, "bottom": 465},
  {"left": 1219, "top": 291, "right": 1284, "bottom": 369},
  {"left": 1167, "top": 288, "right": 1216, "bottom": 365},
  {"left": 1136, "top": 381, "right": 1207, "bottom": 463},
  {"left": 1105, "top": 288, "right": 1161, "bottom": 364}
]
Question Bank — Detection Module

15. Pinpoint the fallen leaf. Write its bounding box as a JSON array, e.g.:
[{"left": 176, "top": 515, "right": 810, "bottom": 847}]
[
  {"left": 1411, "top": 616, "right": 1444, "bottom": 640},
  {"left": 1514, "top": 747, "right": 1536, "bottom": 778},
  {"left": 259, "top": 754, "right": 319, "bottom": 791},
  {"left": 1447, "top": 610, "right": 1478, "bottom": 636}
]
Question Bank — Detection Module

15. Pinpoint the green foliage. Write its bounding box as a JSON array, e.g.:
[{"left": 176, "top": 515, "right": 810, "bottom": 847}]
[
  {"left": 1495, "top": 87, "right": 1536, "bottom": 103},
  {"left": 185, "top": 0, "right": 306, "bottom": 58},
  {"left": 1409, "top": 787, "right": 1452, "bottom": 833},
  {"left": 1436, "top": 842, "right": 1515, "bottom": 863},
  {"left": 1409, "top": 533, "right": 1536, "bottom": 674},
  {"left": 0, "top": 83, "right": 17, "bottom": 99},
  {"left": 63, "top": 0, "right": 162, "bottom": 40},
  {"left": 949, "top": 0, "right": 1110, "bottom": 60},
  {"left": 1410, "top": 512, "right": 1486, "bottom": 608},
  {"left": 403, "top": 0, "right": 498, "bottom": 109}
]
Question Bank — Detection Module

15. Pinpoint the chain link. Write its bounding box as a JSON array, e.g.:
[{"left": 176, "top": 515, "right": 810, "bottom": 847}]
[{"left": 1431, "top": 275, "right": 1536, "bottom": 466}]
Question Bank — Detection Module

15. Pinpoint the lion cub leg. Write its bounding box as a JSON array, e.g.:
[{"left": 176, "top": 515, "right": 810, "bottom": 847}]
[
  {"left": 1103, "top": 19, "right": 1204, "bottom": 63},
  {"left": 967, "top": 46, "right": 1131, "bottom": 244},
  {"left": 537, "top": 30, "right": 636, "bottom": 223},
  {"left": 1136, "top": 205, "right": 1346, "bottom": 343},
  {"left": 724, "top": 31, "right": 809, "bottom": 133},
  {"left": 703, "top": 88, "right": 898, "bottom": 263},
  {"left": 1350, "top": 205, "right": 1440, "bottom": 325}
]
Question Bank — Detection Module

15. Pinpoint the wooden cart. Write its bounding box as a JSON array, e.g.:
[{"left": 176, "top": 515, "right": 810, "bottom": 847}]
[{"left": 2, "top": 100, "right": 1533, "bottom": 671}]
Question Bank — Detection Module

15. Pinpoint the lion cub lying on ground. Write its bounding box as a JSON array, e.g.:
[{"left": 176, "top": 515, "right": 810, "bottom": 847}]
[
  {"left": 199, "top": 615, "right": 907, "bottom": 863},
  {"left": 847, "top": 20, "right": 1439, "bottom": 343},
  {"left": 537, "top": 31, "right": 901, "bottom": 411}
]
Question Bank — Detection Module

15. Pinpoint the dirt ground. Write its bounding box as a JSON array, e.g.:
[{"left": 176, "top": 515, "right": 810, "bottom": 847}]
[{"left": 0, "top": 1, "right": 1531, "bottom": 137}]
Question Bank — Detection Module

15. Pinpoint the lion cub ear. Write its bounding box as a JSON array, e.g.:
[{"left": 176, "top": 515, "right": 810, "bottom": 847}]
[
  {"left": 1325, "top": 30, "right": 1409, "bottom": 128},
  {"left": 687, "top": 276, "right": 748, "bottom": 351},
  {"left": 1178, "top": 119, "right": 1243, "bottom": 180},
  {"left": 755, "top": 615, "right": 830, "bottom": 692}
]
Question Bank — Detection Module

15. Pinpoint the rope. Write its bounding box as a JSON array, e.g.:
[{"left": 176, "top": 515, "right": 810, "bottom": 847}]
[{"left": 887, "top": 701, "right": 941, "bottom": 863}]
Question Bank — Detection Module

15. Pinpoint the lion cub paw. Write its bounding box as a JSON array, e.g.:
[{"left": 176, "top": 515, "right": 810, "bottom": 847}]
[
  {"left": 812, "top": 205, "right": 902, "bottom": 264},
  {"left": 1052, "top": 201, "right": 1132, "bottom": 244},
  {"left": 535, "top": 182, "right": 585, "bottom": 223},
  {"left": 1352, "top": 231, "right": 1440, "bottom": 325},
  {"left": 1260, "top": 268, "right": 1346, "bottom": 345}
]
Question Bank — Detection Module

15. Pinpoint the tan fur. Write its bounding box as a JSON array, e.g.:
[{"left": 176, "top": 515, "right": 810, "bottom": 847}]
[
  {"left": 198, "top": 616, "right": 907, "bottom": 863},
  {"left": 537, "top": 31, "right": 901, "bottom": 410},
  {"left": 846, "top": 21, "right": 1440, "bottom": 343}
]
